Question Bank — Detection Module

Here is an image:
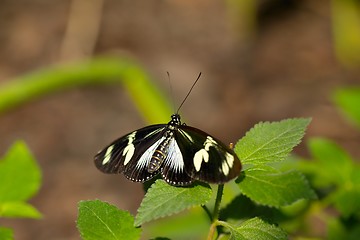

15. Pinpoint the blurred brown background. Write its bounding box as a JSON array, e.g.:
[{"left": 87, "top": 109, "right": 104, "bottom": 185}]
[{"left": 0, "top": 0, "right": 359, "bottom": 239}]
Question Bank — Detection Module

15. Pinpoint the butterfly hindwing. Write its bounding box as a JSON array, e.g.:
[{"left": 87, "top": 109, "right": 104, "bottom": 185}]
[
  {"left": 175, "top": 125, "right": 241, "bottom": 184},
  {"left": 94, "top": 124, "right": 166, "bottom": 182},
  {"left": 161, "top": 137, "right": 194, "bottom": 186}
]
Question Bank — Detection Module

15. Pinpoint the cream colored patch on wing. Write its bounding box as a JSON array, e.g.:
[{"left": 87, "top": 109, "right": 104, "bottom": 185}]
[
  {"left": 102, "top": 145, "right": 114, "bottom": 165},
  {"left": 193, "top": 136, "right": 217, "bottom": 172},
  {"left": 123, "top": 131, "right": 137, "bottom": 165}
]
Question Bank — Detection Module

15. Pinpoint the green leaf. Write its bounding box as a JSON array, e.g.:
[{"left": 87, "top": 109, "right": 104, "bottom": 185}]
[
  {"left": 77, "top": 200, "right": 141, "bottom": 240},
  {"left": 0, "top": 202, "right": 42, "bottom": 218},
  {"left": 135, "top": 180, "right": 212, "bottom": 226},
  {"left": 220, "top": 194, "right": 277, "bottom": 221},
  {"left": 0, "top": 227, "right": 13, "bottom": 240},
  {"left": 333, "top": 87, "right": 360, "bottom": 128},
  {"left": 237, "top": 166, "right": 316, "bottom": 207},
  {"left": 306, "top": 138, "right": 353, "bottom": 186},
  {"left": 0, "top": 141, "right": 42, "bottom": 219},
  {"left": 0, "top": 141, "right": 41, "bottom": 202},
  {"left": 332, "top": 187, "right": 360, "bottom": 217},
  {"left": 143, "top": 210, "right": 209, "bottom": 240},
  {"left": 235, "top": 118, "right": 311, "bottom": 165},
  {"left": 327, "top": 217, "right": 360, "bottom": 240},
  {"left": 221, "top": 217, "right": 287, "bottom": 240}
]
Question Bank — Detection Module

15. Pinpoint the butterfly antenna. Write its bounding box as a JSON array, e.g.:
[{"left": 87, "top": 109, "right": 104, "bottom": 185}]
[
  {"left": 176, "top": 72, "right": 202, "bottom": 114},
  {"left": 167, "top": 71, "right": 176, "bottom": 113}
]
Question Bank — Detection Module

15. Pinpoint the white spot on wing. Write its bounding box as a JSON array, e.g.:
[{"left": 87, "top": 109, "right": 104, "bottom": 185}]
[
  {"left": 193, "top": 149, "right": 208, "bottom": 171},
  {"left": 222, "top": 161, "right": 229, "bottom": 175},
  {"left": 123, "top": 144, "right": 135, "bottom": 165},
  {"left": 226, "top": 152, "right": 234, "bottom": 168},
  {"left": 221, "top": 153, "right": 234, "bottom": 176},
  {"left": 123, "top": 131, "right": 137, "bottom": 165},
  {"left": 102, "top": 145, "right": 114, "bottom": 165},
  {"left": 193, "top": 136, "right": 216, "bottom": 172},
  {"left": 204, "top": 136, "right": 217, "bottom": 150}
]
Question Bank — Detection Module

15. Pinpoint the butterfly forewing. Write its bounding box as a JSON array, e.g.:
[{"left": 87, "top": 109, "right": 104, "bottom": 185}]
[
  {"left": 94, "top": 124, "right": 166, "bottom": 182},
  {"left": 175, "top": 126, "right": 241, "bottom": 184}
]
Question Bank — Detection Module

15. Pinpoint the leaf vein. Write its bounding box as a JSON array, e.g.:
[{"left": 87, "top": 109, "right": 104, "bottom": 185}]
[
  {"left": 83, "top": 205, "right": 119, "bottom": 240},
  {"left": 243, "top": 126, "right": 301, "bottom": 161}
]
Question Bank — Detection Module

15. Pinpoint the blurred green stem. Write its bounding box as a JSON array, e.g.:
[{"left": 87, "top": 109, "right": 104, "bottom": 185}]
[
  {"left": 225, "top": 0, "right": 257, "bottom": 43},
  {"left": 331, "top": 0, "right": 360, "bottom": 67},
  {"left": 0, "top": 57, "right": 172, "bottom": 124}
]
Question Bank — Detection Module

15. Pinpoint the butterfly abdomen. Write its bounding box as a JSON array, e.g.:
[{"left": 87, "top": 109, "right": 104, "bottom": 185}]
[{"left": 147, "top": 131, "right": 174, "bottom": 173}]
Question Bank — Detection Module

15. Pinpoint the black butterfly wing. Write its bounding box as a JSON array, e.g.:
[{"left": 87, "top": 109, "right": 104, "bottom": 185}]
[
  {"left": 94, "top": 124, "right": 167, "bottom": 182},
  {"left": 175, "top": 126, "right": 241, "bottom": 184},
  {"left": 161, "top": 137, "right": 194, "bottom": 186}
]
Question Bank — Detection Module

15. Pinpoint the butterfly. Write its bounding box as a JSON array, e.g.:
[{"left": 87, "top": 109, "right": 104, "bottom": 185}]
[{"left": 94, "top": 73, "right": 241, "bottom": 186}]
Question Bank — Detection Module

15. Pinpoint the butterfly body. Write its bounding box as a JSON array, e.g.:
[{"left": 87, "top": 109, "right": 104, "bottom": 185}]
[{"left": 95, "top": 114, "right": 241, "bottom": 186}]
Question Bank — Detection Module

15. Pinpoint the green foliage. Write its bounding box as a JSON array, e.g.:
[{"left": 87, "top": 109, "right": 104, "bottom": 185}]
[
  {"left": 0, "top": 227, "right": 13, "bottom": 240},
  {"left": 135, "top": 180, "right": 212, "bottom": 226},
  {"left": 333, "top": 87, "right": 360, "bottom": 128},
  {"left": 219, "top": 217, "right": 287, "bottom": 240},
  {"left": 236, "top": 118, "right": 311, "bottom": 165},
  {"left": 79, "top": 118, "right": 313, "bottom": 239},
  {"left": 142, "top": 210, "right": 210, "bottom": 239},
  {"left": 283, "top": 87, "right": 360, "bottom": 239},
  {"left": 238, "top": 166, "right": 316, "bottom": 207},
  {"left": 302, "top": 138, "right": 354, "bottom": 187},
  {"left": 331, "top": 0, "right": 360, "bottom": 67},
  {"left": 327, "top": 217, "right": 360, "bottom": 240},
  {"left": 0, "top": 202, "right": 42, "bottom": 218},
  {"left": 296, "top": 138, "right": 360, "bottom": 237},
  {"left": 235, "top": 118, "right": 315, "bottom": 208},
  {"left": 77, "top": 200, "right": 141, "bottom": 240},
  {"left": 0, "top": 141, "right": 42, "bottom": 240},
  {"left": 0, "top": 141, "right": 42, "bottom": 218}
]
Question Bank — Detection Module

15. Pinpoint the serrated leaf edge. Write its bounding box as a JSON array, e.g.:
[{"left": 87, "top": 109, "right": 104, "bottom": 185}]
[
  {"left": 237, "top": 217, "right": 287, "bottom": 239},
  {"left": 135, "top": 181, "right": 212, "bottom": 226},
  {"left": 238, "top": 168, "right": 316, "bottom": 208},
  {"left": 240, "top": 118, "right": 311, "bottom": 164},
  {"left": 218, "top": 217, "right": 287, "bottom": 240}
]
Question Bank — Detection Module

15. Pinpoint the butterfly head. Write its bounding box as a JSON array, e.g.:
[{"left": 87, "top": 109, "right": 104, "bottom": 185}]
[{"left": 169, "top": 114, "right": 181, "bottom": 126}]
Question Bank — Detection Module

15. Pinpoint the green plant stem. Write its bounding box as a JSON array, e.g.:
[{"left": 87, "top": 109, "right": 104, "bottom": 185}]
[
  {"left": 0, "top": 56, "right": 173, "bottom": 124},
  {"left": 207, "top": 220, "right": 237, "bottom": 240},
  {"left": 206, "top": 184, "right": 224, "bottom": 240},
  {"left": 201, "top": 205, "right": 213, "bottom": 222},
  {"left": 207, "top": 222, "right": 217, "bottom": 240},
  {"left": 213, "top": 184, "right": 224, "bottom": 223}
]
